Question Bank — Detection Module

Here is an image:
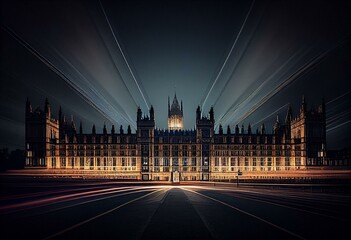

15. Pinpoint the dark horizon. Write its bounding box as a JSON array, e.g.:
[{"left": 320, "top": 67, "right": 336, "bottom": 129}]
[{"left": 1, "top": 0, "right": 350, "bottom": 150}]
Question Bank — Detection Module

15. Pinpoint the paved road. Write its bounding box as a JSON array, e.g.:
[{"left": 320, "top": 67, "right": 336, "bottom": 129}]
[{"left": 0, "top": 179, "right": 350, "bottom": 240}]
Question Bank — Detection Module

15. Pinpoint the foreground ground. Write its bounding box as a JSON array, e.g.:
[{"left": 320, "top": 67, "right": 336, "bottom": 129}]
[{"left": 0, "top": 177, "right": 350, "bottom": 240}]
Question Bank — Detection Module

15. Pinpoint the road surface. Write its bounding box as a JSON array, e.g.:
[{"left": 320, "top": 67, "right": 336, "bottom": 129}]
[{"left": 0, "top": 179, "right": 350, "bottom": 239}]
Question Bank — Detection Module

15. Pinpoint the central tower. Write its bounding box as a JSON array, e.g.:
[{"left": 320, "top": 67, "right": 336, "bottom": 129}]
[{"left": 168, "top": 93, "right": 183, "bottom": 130}]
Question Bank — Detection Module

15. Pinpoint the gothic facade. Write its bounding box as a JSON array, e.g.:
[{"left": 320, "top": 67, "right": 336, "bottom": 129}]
[{"left": 25, "top": 96, "right": 327, "bottom": 181}]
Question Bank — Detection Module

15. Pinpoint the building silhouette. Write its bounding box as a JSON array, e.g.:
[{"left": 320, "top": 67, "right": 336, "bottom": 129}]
[{"left": 25, "top": 96, "right": 328, "bottom": 181}]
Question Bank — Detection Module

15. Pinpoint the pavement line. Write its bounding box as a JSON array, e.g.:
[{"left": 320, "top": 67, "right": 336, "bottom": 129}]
[
  {"left": 181, "top": 188, "right": 307, "bottom": 240},
  {"left": 42, "top": 189, "right": 165, "bottom": 240}
]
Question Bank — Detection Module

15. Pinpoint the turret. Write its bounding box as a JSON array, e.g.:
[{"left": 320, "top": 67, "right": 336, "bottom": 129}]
[
  {"left": 120, "top": 125, "right": 124, "bottom": 134},
  {"left": 285, "top": 104, "right": 292, "bottom": 125},
  {"left": 92, "top": 124, "right": 96, "bottom": 134},
  {"left": 219, "top": 124, "right": 223, "bottom": 135},
  {"left": 248, "top": 123, "right": 252, "bottom": 135},
  {"left": 111, "top": 125, "right": 115, "bottom": 134},
  {"left": 241, "top": 124, "right": 244, "bottom": 134},
  {"left": 127, "top": 125, "right": 131, "bottom": 134},
  {"left": 227, "top": 125, "right": 231, "bottom": 135},
  {"left": 103, "top": 122, "right": 107, "bottom": 134},
  {"left": 70, "top": 115, "right": 76, "bottom": 131},
  {"left": 209, "top": 106, "right": 214, "bottom": 122},
  {"left": 235, "top": 124, "right": 239, "bottom": 134},
  {"left": 137, "top": 107, "right": 142, "bottom": 121},
  {"left": 150, "top": 105, "right": 154, "bottom": 121},
  {"left": 273, "top": 115, "right": 280, "bottom": 134},
  {"left": 261, "top": 123, "right": 266, "bottom": 134},
  {"left": 196, "top": 106, "right": 201, "bottom": 121},
  {"left": 45, "top": 98, "right": 51, "bottom": 119}
]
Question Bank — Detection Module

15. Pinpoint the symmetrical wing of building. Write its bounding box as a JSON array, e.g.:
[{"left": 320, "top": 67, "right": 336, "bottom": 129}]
[{"left": 25, "top": 95, "right": 328, "bottom": 181}]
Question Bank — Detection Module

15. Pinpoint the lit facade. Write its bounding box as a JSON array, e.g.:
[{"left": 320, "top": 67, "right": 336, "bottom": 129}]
[{"left": 25, "top": 96, "right": 327, "bottom": 181}]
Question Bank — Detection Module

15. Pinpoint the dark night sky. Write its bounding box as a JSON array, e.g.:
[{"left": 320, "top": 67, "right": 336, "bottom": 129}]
[{"left": 0, "top": 0, "right": 350, "bottom": 150}]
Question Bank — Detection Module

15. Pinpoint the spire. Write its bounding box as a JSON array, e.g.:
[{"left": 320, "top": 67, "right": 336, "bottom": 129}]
[
  {"left": 227, "top": 125, "right": 231, "bottom": 135},
  {"left": 181, "top": 100, "right": 183, "bottom": 113},
  {"left": 261, "top": 123, "right": 266, "bottom": 134},
  {"left": 120, "top": 125, "right": 124, "bottom": 134},
  {"left": 235, "top": 124, "right": 239, "bottom": 134},
  {"left": 127, "top": 125, "right": 131, "bottom": 134},
  {"left": 111, "top": 125, "right": 115, "bottom": 134},
  {"left": 150, "top": 105, "right": 154, "bottom": 121},
  {"left": 92, "top": 124, "right": 96, "bottom": 134},
  {"left": 196, "top": 106, "right": 201, "bottom": 121},
  {"left": 219, "top": 124, "right": 223, "bottom": 134},
  {"left": 248, "top": 123, "right": 252, "bottom": 135},
  {"left": 169, "top": 93, "right": 182, "bottom": 116},
  {"left": 209, "top": 106, "right": 214, "bottom": 122},
  {"left": 241, "top": 124, "right": 245, "bottom": 134},
  {"left": 274, "top": 115, "right": 280, "bottom": 134},
  {"left": 71, "top": 115, "right": 76, "bottom": 130},
  {"left": 285, "top": 104, "right": 292, "bottom": 125},
  {"left": 137, "top": 106, "right": 142, "bottom": 121},
  {"left": 103, "top": 122, "right": 107, "bottom": 134},
  {"left": 45, "top": 97, "right": 51, "bottom": 118}
]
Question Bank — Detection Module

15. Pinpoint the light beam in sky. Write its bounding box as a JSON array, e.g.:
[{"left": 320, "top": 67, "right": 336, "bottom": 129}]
[
  {"left": 2, "top": 24, "right": 137, "bottom": 128},
  {"left": 201, "top": 0, "right": 255, "bottom": 110},
  {"left": 219, "top": 37, "right": 350, "bottom": 128},
  {"left": 99, "top": 0, "right": 150, "bottom": 110}
]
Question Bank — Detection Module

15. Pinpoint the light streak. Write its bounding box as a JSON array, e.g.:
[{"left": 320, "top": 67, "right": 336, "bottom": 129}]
[
  {"left": 99, "top": 0, "right": 150, "bottom": 110},
  {"left": 201, "top": 0, "right": 255, "bottom": 110}
]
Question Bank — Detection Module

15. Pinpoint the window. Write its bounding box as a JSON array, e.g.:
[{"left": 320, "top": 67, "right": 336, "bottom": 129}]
[{"left": 172, "top": 158, "right": 179, "bottom": 166}]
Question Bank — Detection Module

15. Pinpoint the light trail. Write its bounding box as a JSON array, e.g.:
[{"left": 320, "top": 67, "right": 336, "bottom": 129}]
[
  {"left": 201, "top": 0, "right": 255, "bottom": 110},
  {"left": 182, "top": 187, "right": 307, "bottom": 240},
  {"left": 1, "top": 24, "right": 124, "bottom": 126},
  {"left": 99, "top": 0, "right": 150, "bottom": 110},
  {"left": 42, "top": 188, "right": 166, "bottom": 240}
]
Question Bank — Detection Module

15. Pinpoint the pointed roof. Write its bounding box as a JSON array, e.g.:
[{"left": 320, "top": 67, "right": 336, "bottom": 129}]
[{"left": 169, "top": 93, "right": 183, "bottom": 116}]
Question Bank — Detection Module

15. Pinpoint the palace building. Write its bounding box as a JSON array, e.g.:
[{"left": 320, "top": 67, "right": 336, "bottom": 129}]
[{"left": 25, "top": 96, "right": 327, "bottom": 181}]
